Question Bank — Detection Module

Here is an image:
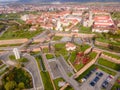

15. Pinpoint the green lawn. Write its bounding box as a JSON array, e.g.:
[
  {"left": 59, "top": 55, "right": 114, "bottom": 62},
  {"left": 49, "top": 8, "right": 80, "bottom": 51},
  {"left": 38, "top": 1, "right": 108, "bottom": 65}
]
[
  {"left": 46, "top": 54, "right": 54, "bottom": 59},
  {"left": 112, "top": 77, "right": 120, "bottom": 90},
  {"left": 68, "top": 73, "right": 73, "bottom": 77},
  {"left": 103, "top": 52, "right": 120, "bottom": 60},
  {"left": 30, "top": 52, "right": 40, "bottom": 56},
  {"left": 43, "top": 48, "right": 49, "bottom": 53},
  {"left": 53, "top": 36, "right": 62, "bottom": 41},
  {"left": 19, "top": 58, "right": 28, "bottom": 62},
  {"left": 9, "top": 55, "right": 28, "bottom": 63},
  {"left": 9, "top": 55, "right": 16, "bottom": 60},
  {"left": 53, "top": 78, "right": 64, "bottom": 90},
  {"left": 40, "top": 71, "right": 54, "bottom": 90},
  {"left": 35, "top": 54, "right": 54, "bottom": 90},
  {"left": 0, "top": 43, "right": 22, "bottom": 47},
  {"left": 75, "top": 63, "right": 84, "bottom": 71},
  {"left": 0, "top": 25, "right": 44, "bottom": 40},
  {"left": 95, "top": 44, "right": 120, "bottom": 53},
  {"left": 54, "top": 43, "right": 68, "bottom": 60},
  {"left": 96, "top": 65, "right": 116, "bottom": 76},
  {"left": 0, "top": 24, "right": 5, "bottom": 29},
  {"left": 54, "top": 43, "right": 65, "bottom": 49},
  {"left": 0, "top": 13, "right": 20, "bottom": 19},
  {"left": 77, "top": 44, "right": 90, "bottom": 52},
  {"left": 89, "top": 52, "right": 97, "bottom": 60},
  {"left": 36, "top": 55, "right": 46, "bottom": 71},
  {"left": 96, "top": 38, "right": 120, "bottom": 46},
  {"left": 69, "top": 51, "right": 77, "bottom": 63},
  {"left": 95, "top": 32, "right": 120, "bottom": 52},
  {"left": 96, "top": 38, "right": 110, "bottom": 43},
  {"left": 98, "top": 58, "right": 120, "bottom": 71},
  {"left": 77, "top": 25, "right": 92, "bottom": 34},
  {"left": 0, "top": 11, "right": 40, "bottom": 19}
]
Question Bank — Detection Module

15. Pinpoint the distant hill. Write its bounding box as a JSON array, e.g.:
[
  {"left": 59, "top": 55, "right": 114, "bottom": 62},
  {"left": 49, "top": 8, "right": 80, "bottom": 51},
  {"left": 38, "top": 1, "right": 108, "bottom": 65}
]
[{"left": 18, "top": 0, "right": 120, "bottom": 3}]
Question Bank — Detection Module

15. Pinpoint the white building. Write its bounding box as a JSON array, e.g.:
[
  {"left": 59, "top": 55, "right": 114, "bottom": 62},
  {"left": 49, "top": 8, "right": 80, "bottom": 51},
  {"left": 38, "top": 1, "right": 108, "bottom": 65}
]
[
  {"left": 56, "top": 20, "right": 63, "bottom": 31},
  {"left": 65, "top": 42, "right": 76, "bottom": 51},
  {"left": 13, "top": 48, "right": 20, "bottom": 60},
  {"left": 83, "top": 20, "right": 89, "bottom": 27},
  {"left": 92, "top": 14, "right": 115, "bottom": 33},
  {"left": 21, "top": 15, "right": 29, "bottom": 21}
]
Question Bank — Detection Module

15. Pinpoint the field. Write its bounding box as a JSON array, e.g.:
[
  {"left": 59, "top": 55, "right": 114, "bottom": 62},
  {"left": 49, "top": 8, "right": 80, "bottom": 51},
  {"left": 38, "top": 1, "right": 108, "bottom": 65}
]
[
  {"left": 103, "top": 52, "right": 120, "bottom": 60},
  {"left": 98, "top": 58, "right": 120, "bottom": 71}
]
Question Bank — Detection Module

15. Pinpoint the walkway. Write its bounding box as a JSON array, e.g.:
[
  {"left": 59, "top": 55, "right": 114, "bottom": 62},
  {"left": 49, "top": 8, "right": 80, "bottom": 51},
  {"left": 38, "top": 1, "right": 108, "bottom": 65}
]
[{"left": 23, "top": 53, "right": 44, "bottom": 90}]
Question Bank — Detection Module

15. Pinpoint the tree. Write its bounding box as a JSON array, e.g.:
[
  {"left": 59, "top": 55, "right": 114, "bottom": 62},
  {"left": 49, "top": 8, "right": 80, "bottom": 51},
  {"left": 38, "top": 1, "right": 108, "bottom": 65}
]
[
  {"left": 116, "top": 30, "right": 120, "bottom": 35},
  {"left": 92, "top": 36, "right": 96, "bottom": 44},
  {"left": 18, "top": 82, "right": 25, "bottom": 89},
  {"left": 108, "top": 44, "right": 113, "bottom": 50},
  {"left": 5, "top": 81, "right": 17, "bottom": 90},
  {"left": 0, "top": 85, "right": 4, "bottom": 90}
]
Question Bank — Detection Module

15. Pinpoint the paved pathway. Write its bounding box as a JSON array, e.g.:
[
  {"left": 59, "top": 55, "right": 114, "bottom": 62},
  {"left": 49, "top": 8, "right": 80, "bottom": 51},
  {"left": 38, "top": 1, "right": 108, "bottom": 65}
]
[
  {"left": 23, "top": 53, "right": 44, "bottom": 90},
  {"left": 56, "top": 58, "right": 81, "bottom": 90}
]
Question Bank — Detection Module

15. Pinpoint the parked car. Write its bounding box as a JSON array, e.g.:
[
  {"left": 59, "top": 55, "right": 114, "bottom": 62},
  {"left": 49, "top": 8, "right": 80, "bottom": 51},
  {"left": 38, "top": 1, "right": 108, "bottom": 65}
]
[
  {"left": 102, "top": 81, "right": 109, "bottom": 88},
  {"left": 91, "top": 68, "right": 98, "bottom": 73},
  {"left": 81, "top": 78, "right": 86, "bottom": 83},
  {"left": 90, "top": 81, "right": 96, "bottom": 86},
  {"left": 106, "top": 75, "right": 114, "bottom": 82},
  {"left": 101, "top": 75, "right": 114, "bottom": 89},
  {"left": 93, "top": 76, "right": 100, "bottom": 83},
  {"left": 98, "top": 72, "right": 103, "bottom": 77}
]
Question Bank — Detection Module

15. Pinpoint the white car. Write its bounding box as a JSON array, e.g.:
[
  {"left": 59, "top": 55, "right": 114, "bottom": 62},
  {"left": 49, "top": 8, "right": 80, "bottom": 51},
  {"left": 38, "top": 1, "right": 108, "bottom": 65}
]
[
  {"left": 81, "top": 78, "right": 86, "bottom": 82},
  {"left": 106, "top": 75, "right": 114, "bottom": 82}
]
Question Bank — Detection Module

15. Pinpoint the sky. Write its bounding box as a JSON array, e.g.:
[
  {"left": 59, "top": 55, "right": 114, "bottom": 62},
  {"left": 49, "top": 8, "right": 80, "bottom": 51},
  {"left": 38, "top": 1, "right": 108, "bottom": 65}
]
[{"left": 0, "top": 0, "right": 18, "bottom": 2}]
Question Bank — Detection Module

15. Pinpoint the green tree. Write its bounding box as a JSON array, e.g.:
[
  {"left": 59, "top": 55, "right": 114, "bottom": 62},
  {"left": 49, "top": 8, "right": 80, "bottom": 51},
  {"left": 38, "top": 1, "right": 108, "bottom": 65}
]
[
  {"left": 116, "top": 30, "right": 120, "bottom": 35},
  {"left": 5, "top": 81, "right": 17, "bottom": 90},
  {"left": 18, "top": 82, "right": 25, "bottom": 89},
  {"left": 0, "top": 85, "right": 4, "bottom": 90}
]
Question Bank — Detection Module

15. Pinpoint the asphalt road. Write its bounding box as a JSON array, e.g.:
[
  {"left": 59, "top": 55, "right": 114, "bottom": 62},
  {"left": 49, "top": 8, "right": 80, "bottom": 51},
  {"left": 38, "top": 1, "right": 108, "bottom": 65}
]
[
  {"left": 56, "top": 58, "right": 81, "bottom": 90},
  {"left": 23, "top": 53, "right": 44, "bottom": 90},
  {"left": 58, "top": 55, "right": 74, "bottom": 74},
  {"left": 0, "top": 51, "right": 44, "bottom": 90}
]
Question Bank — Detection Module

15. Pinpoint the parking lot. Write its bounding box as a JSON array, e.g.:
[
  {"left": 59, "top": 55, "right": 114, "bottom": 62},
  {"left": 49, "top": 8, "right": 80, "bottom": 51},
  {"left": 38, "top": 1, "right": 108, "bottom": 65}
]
[
  {"left": 80, "top": 69, "right": 114, "bottom": 90},
  {"left": 47, "top": 56, "right": 73, "bottom": 79},
  {"left": 48, "top": 60, "right": 61, "bottom": 79},
  {"left": 57, "top": 56, "right": 73, "bottom": 74}
]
